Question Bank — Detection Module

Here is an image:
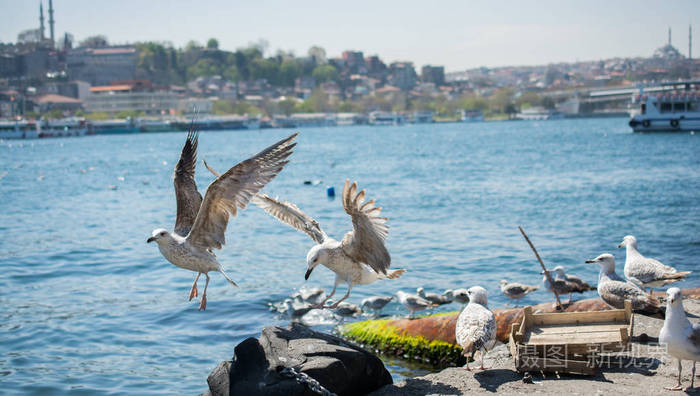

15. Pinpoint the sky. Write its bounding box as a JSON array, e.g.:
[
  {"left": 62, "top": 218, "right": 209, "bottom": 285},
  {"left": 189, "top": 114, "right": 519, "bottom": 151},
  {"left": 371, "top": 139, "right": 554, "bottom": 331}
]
[{"left": 0, "top": 0, "right": 697, "bottom": 72}]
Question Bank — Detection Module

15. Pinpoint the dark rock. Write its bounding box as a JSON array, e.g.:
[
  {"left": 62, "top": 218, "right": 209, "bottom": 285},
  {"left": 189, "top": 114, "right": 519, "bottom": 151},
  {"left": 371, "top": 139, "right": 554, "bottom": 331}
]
[
  {"left": 207, "top": 361, "right": 231, "bottom": 396},
  {"left": 215, "top": 323, "right": 392, "bottom": 396}
]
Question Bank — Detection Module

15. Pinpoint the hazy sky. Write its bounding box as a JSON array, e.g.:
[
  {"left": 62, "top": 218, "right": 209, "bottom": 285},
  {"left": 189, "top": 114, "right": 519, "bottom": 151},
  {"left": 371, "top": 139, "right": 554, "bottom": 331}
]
[{"left": 0, "top": 0, "right": 697, "bottom": 72}]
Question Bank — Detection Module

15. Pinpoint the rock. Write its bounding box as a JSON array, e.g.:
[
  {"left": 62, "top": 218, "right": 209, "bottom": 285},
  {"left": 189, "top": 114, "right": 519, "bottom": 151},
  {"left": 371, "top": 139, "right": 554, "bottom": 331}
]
[
  {"left": 207, "top": 361, "right": 231, "bottom": 396},
  {"left": 209, "top": 322, "right": 392, "bottom": 396}
]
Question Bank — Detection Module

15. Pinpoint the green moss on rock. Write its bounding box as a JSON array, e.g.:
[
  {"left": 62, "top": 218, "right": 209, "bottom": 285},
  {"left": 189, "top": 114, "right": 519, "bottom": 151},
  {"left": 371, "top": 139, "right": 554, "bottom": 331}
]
[{"left": 339, "top": 318, "right": 465, "bottom": 367}]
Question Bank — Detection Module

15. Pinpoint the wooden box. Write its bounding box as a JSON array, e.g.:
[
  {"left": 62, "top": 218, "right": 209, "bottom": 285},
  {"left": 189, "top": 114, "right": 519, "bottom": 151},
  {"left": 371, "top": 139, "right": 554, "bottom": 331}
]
[{"left": 509, "top": 300, "right": 633, "bottom": 375}]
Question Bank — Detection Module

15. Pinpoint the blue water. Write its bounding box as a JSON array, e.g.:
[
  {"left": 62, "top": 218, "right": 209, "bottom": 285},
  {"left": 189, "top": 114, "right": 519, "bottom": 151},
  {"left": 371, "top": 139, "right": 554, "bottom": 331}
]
[{"left": 1, "top": 119, "right": 698, "bottom": 394}]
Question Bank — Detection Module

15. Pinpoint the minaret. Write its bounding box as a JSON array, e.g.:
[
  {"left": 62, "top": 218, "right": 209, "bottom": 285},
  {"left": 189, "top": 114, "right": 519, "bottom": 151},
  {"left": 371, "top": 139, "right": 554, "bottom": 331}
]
[
  {"left": 39, "top": 2, "right": 45, "bottom": 40},
  {"left": 690, "top": 25, "right": 693, "bottom": 59},
  {"left": 668, "top": 26, "right": 671, "bottom": 46},
  {"left": 48, "top": 0, "right": 55, "bottom": 45}
]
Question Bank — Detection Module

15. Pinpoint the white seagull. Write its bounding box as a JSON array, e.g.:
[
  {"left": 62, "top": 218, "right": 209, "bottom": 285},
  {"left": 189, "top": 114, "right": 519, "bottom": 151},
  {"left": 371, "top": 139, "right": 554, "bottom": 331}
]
[
  {"left": 147, "top": 129, "right": 297, "bottom": 310},
  {"left": 455, "top": 286, "right": 497, "bottom": 371},
  {"left": 499, "top": 280, "right": 538, "bottom": 305},
  {"left": 252, "top": 180, "right": 405, "bottom": 308},
  {"left": 659, "top": 287, "right": 700, "bottom": 391},
  {"left": 417, "top": 287, "right": 452, "bottom": 305},
  {"left": 360, "top": 296, "right": 394, "bottom": 313},
  {"left": 619, "top": 235, "right": 690, "bottom": 293},
  {"left": 541, "top": 266, "right": 595, "bottom": 304},
  {"left": 396, "top": 290, "right": 436, "bottom": 318},
  {"left": 585, "top": 253, "right": 663, "bottom": 317}
]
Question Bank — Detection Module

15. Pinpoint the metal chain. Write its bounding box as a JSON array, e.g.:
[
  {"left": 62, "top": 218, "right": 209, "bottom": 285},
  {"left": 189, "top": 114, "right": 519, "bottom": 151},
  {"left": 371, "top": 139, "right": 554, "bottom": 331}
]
[{"left": 279, "top": 367, "right": 338, "bottom": 396}]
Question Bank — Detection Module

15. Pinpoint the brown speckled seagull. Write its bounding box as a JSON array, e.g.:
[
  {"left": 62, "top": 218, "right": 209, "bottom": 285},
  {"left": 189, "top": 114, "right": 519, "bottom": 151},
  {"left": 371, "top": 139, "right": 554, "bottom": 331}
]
[
  {"left": 147, "top": 128, "right": 297, "bottom": 310},
  {"left": 251, "top": 180, "right": 406, "bottom": 309}
]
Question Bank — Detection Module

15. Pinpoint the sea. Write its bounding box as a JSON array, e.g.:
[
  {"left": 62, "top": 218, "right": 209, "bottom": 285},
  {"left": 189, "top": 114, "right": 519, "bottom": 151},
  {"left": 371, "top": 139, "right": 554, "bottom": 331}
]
[{"left": 1, "top": 118, "right": 698, "bottom": 394}]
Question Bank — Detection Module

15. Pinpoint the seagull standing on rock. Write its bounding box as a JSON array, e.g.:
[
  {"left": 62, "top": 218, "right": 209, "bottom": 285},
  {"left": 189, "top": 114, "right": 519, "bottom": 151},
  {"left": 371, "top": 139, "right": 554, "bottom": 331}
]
[
  {"left": 499, "top": 280, "right": 538, "bottom": 305},
  {"left": 659, "top": 287, "right": 700, "bottom": 391},
  {"left": 360, "top": 296, "right": 394, "bottom": 314},
  {"left": 417, "top": 287, "right": 452, "bottom": 305},
  {"left": 619, "top": 235, "right": 690, "bottom": 294},
  {"left": 586, "top": 253, "right": 664, "bottom": 317},
  {"left": 252, "top": 180, "right": 405, "bottom": 309},
  {"left": 395, "top": 290, "right": 436, "bottom": 318},
  {"left": 542, "top": 266, "right": 595, "bottom": 304},
  {"left": 147, "top": 129, "right": 297, "bottom": 310},
  {"left": 443, "top": 289, "right": 470, "bottom": 305},
  {"left": 455, "top": 286, "right": 496, "bottom": 371}
]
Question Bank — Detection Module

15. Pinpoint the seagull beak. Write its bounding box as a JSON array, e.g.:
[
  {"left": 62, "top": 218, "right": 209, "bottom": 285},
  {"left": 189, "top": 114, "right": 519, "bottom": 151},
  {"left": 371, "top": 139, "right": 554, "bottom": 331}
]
[
  {"left": 305, "top": 267, "right": 314, "bottom": 280},
  {"left": 585, "top": 259, "right": 596, "bottom": 263},
  {"left": 147, "top": 237, "right": 156, "bottom": 243},
  {"left": 617, "top": 242, "right": 623, "bottom": 248}
]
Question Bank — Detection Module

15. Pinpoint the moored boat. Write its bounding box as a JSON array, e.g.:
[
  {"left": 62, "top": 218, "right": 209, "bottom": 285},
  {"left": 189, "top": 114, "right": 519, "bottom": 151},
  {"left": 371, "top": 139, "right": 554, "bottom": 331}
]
[
  {"left": 92, "top": 118, "right": 140, "bottom": 135},
  {"left": 0, "top": 119, "right": 39, "bottom": 139},
  {"left": 629, "top": 85, "right": 700, "bottom": 132},
  {"left": 38, "top": 118, "right": 88, "bottom": 138}
]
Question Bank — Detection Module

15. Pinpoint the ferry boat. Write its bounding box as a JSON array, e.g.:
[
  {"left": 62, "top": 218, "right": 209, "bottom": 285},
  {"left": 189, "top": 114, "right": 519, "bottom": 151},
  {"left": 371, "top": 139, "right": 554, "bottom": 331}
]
[
  {"left": 38, "top": 118, "right": 88, "bottom": 138},
  {"left": 171, "top": 115, "right": 259, "bottom": 131},
  {"left": 516, "top": 107, "right": 564, "bottom": 121},
  {"left": 138, "top": 118, "right": 174, "bottom": 133},
  {"left": 0, "top": 119, "right": 39, "bottom": 139},
  {"left": 369, "top": 111, "right": 405, "bottom": 126},
  {"left": 92, "top": 118, "right": 140, "bottom": 135},
  {"left": 628, "top": 87, "right": 700, "bottom": 132}
]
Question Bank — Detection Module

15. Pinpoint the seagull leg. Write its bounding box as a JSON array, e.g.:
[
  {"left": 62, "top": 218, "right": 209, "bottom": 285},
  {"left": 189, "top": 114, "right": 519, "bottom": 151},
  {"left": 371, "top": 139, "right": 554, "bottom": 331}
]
[
  {"left": 199, "top": 273, "right": 210, "bottom": 311},
  {"left": 687, "top": 361, "right": 696, "bottom": 391},
  {"left": 462, "top": 351, "right": 472, "bottom": 371},
  {"left": 189, "top": 272, "right": 201, "bottom": 301},
  {"left": 328, "top": 284, "right": 353, "bottom": 309},
  {"left": 313, "top": 278, "right": 338, "bottom": 309},
  {"left": 568, "top": 293, "right": 572, "bottom": 304},
  {"left": 666, "top": 359, "right": 684, "bottom": 391}
]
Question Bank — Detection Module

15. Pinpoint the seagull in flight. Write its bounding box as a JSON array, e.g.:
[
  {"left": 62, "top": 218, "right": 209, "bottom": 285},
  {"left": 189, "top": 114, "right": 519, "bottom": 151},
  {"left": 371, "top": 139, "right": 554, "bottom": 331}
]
[
  {"left": 252, "top": 180, "right": 405, "bottom": 309},
  {"left": 147, "top": 127, "right": 297, "bottom": 310}
]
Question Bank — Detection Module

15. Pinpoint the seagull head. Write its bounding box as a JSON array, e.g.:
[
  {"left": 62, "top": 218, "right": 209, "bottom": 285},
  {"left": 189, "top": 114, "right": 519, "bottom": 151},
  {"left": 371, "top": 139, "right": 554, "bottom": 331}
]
[
  {"left": 467, "top": 286, "right": 488, "bottom": 306},
  {"left": 416, "top": 287, "right": 425, "bottom": 296},
  {"left": 552, "top": 266, "right": 566, "bottom": 277},
  {"left": 667, "top": 287, "right": 682, "bottom": 306},
  {"left": 147, "top": 228, "right": 170, "bottom": 245},
  {"left": 585, "top": 253, "right": 615, "bottom": 273},
  {"left": 617, "top": 235, "right": 637, "bottom": 249},
  {"left": 305, "top": 245, "right": 326, "bottom": 280},
  {"left": 499, "top": 279, "right": 508, "bottom": 286}
]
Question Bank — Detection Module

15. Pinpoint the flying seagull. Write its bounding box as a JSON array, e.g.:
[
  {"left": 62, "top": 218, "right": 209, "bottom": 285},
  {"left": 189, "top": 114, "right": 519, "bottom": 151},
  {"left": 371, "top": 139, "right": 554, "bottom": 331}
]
[
  {"left": 659, "top": 287, "right": 700, "bottom": 391},
  {"left": 619, "top": 235, "right": 690, "bottom": 294},
  {"left": 147, "top": 128, "right": 297, "bottom": 310},
  {"left": 586, "top": 253, "right": 664, "bottom": 317},
  {"left": 251, "top": 180, "right": 405, "bottom": 308},
  {"left": 456, "top": 286, "right": 497, "bottom": 371},
  {"left": 499, "top": 280, "right": 538, "bottom": 305}
]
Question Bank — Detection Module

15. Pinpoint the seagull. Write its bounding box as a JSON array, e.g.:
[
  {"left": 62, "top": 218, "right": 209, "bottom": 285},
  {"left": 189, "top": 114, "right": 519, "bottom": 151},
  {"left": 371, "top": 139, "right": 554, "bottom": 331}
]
[
  {"left": 659, "top": 287, "right": 700, "bottom": 391},
  {"left": 291, "top": 287, "right": 326, "bottom": 306},
  {"left": 619, "top": 235, "right": 690, "bottom": 294},
  {"left": 360, "top": 296, "right": 394, "bottom": 313},
  {"left": 396, "top": 290, "right": 436, "bottom": 318},
  {"left": 443, "top": 288, "right": 470, "bottom": 305},
  {"left": 147, "top": 128, "right": 297, "bottom": 310},
  {"left": 334, "top": 301, "right": 362, "bottom": 317},
  {"left": 455, "top": 286, "right": 496, "bottom": 371},
  {"left": 282, "top": 297, "right": 314, "bottom": 318},
  {"left": 417, "top": 287, "right": 452, "bottom": 305},
  {"left": 252, "top": 180, "right": 405, "bottom": 309},
  {"left": 586, "top": 253, "right": 664, "bottom": 317},
  {"left": 499, "top": 280, "right": 538, "bottom": 305},
  {"left": 541, "top": 266, "right": 595, "bottom": 303}
]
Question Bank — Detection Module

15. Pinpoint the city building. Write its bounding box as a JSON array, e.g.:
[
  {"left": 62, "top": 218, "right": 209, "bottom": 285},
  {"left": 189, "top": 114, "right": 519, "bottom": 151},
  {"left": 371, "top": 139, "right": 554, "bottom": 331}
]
[
  {"left": 342, "top": 51, "right": 366, "bottom": 74},
  {"left": 421, "top": 65, "right": 445, "bottom": 86},
  {"left": 35, "top": 93, "right": 82, "bottom": 113},
  {"left": 388, "top": 62, "right": 418, "bottom": 91},
  {"left": 85, "top": 81, "right": 177, "bottom": 115},
  {"left": 67, "top": 46, "right": 137, "bottom": 86}
]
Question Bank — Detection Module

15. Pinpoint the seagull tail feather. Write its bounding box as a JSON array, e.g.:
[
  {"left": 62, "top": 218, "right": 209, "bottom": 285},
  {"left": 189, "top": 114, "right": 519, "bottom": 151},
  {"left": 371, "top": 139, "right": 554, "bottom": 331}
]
[{"left": 219, "top": 268, "right": 239, "bottom": 287}]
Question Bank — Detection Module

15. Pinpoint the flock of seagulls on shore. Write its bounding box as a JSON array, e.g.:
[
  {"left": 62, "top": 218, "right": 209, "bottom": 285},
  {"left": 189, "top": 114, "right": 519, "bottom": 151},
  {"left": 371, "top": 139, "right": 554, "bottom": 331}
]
[{"left": 146, "top": 128, "right": 695, "bottom": 389}]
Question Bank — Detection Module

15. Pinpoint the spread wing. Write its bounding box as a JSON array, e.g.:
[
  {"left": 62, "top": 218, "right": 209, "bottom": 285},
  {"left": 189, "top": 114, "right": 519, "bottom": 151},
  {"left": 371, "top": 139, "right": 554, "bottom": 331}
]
[
  {"left": 186, "top": 133, "right": 297, "bottom": 250},
  {"left": 251, "top": 193, "right": 327, "bottom": 244},
  {"left": 340, "top": 180, "right": 390, "bottom": 275},
  {"left": 173, "top": 126, "right": 203, "bottom": 236}
]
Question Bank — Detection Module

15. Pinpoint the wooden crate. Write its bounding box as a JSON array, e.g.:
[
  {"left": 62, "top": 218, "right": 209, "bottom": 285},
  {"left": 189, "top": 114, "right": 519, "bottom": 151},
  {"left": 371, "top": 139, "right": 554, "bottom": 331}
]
[{"left": 509, "top": 300, "right": 633, "bottom": 375}]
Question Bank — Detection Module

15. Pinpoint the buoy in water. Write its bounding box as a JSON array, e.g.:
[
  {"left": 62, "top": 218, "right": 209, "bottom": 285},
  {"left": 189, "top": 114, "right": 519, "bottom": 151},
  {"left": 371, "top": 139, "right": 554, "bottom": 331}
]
[{"left": 326, "top": 186, "right": 335, "bottom": 197}]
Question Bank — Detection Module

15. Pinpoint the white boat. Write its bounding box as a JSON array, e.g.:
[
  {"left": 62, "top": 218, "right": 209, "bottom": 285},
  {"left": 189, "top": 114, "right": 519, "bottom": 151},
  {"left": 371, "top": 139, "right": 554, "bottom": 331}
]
[
  {"left": 461, "top": 110, "right": 484, "bottom": 122},
  {"left": 369, "top": 111, "right": 404, "bottom": 126},
  {"left": 0, "top": 120, "right": 39, "bottom": 139},
  {"left": 628, "top": 89, "right": 700, "bottom": 132},
  {"left": 38, "top": 118, "right": 88, "bottom": 138},
  {"left": 138, "top": 118, "right": 174, "bottom": 133},
  {"left": 516, "top": 107, "right": 564, "bottom": 120}
]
